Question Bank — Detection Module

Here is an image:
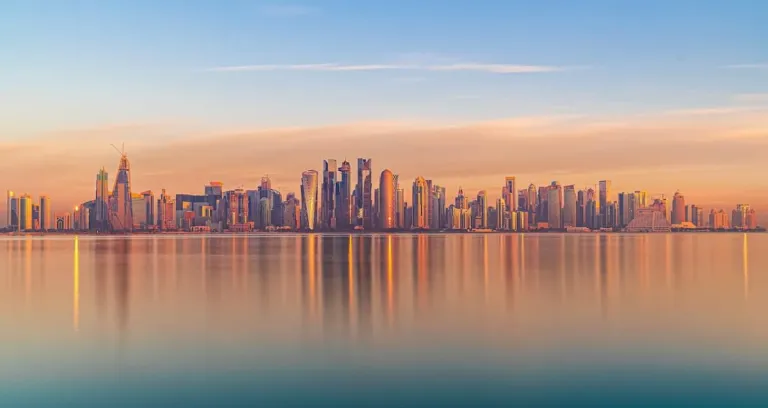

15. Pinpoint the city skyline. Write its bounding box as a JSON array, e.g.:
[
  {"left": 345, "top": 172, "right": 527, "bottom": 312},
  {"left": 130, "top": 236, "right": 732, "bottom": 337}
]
[{"left": 2, "top": 148, "right": 763, "bottom": 232}]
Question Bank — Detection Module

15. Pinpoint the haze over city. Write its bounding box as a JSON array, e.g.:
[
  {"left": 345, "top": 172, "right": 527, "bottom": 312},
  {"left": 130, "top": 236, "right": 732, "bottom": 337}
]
[{"left": 1, "top": 1, "right": 766, "bottom": 221}]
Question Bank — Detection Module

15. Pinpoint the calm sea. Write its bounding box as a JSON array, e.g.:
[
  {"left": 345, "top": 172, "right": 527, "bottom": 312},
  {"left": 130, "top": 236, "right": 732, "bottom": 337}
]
[{"left": 1, "top": 233, "right": 767, "bottom": 407}]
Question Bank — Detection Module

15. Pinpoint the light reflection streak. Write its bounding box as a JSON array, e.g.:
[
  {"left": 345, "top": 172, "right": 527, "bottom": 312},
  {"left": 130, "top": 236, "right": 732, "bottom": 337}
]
[
  {"left": 743, "top": 233, "right": 749, "bottom": 301},
  {"left": 73, "top": 236, "right": 80, "bottom": 332},
  {"left": 25, "top": 238, "right": 31, "bottom": 303},
  {"left": 348, "top": 235, "right": 355, "bottom": 333},
  {"left": 387, "top": 235, "right": 394, "bottom": 327}
]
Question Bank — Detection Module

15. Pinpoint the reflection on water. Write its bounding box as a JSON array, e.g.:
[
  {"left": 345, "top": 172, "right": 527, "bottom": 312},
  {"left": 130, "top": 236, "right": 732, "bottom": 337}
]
[{"left": 1, "top": 233, "right": 768, "bottom": 406}]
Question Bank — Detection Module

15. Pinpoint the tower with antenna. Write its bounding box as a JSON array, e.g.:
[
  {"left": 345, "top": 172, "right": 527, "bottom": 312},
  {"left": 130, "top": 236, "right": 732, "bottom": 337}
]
[{"left": 109, "top": 143, "right": 134, "bottom": 232}]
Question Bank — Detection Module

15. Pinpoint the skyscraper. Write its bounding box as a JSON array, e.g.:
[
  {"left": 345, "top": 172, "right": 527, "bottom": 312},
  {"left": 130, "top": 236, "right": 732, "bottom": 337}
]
[
  {"left": 412, "top": 176, "right": 429, "bottom": 229},
  {"left": 19, "top": 194, "right": 33, "bottom": 231},
  {"left": 563, "top": 185, "right": 577, "bottom": 227},
  {"left": 156, "top": 189, "right": 175, "bottom": 230},
  {"left": 671, "top": 191, "right": 686, "bottom": 225},
  {"left": 496, "top": 198, "right": 506, "bottom": 230},
  {"left": 547, "top": 183, "right": 562, "bottom": 229},
  {"left": 301, "top": 170, "right": 319, "bottom": 231},
  {"left": 95, "top": 168, "right": 109, "bottom": 231},
  {"left": 7, "top": 191, "right": 19, "bottom": 230},
  {"left": 336, "top": 160, "right": 353, "bottom": 229},
  {"left": 476, "top": 190, "right": 488, "bottom": 229},
  {"left": 379, "top": 169, "right": 395, "bottom": 229},
  {"left": 110, "top": 152, "right": 133, "bottom": 232},
  {"left": 356, "top": 158, "right": 373, "bottom": 229},
  {"left": 505, "top": 176, "right": 517, "bottom": 213},
  {"left": 205, "top": 181, "right": 224, "bottom": 197},
  {"left": 396, "top": 188, "right": 405, "bottom": 228},
  {"left": 691, "top": 204, "right": 704, "bottom": 227},
  {"left": 732, "top": 204, "right": 750, "bottom": 229},
  {"left": 526, "top": 184, "right": 537, "bottom": 225},
  {"left": 321, "top": 160, "right": 337, "bottom": 230},
  {"left": 599, "top": 180, "right": 611, "bottom": 225},
  {"left": 577, "top": 189, "right": 586, "bottom": 227},
  {"left": 40, "top": 196, "right": 51, "bottom": 231}
]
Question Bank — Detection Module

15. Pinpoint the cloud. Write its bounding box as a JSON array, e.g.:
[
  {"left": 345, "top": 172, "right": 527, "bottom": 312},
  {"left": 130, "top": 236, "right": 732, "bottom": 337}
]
[
  {"left": 724, "top": 63, "right": 768, "bottom": 69},
  {"left": 259, "top": 5, "right": 317, "bottom": 17},
  {"left": 733, "top": 93, "right": 768, "bottom": 103},
  {"left": 663, "top": 106, "right": 767, "bottom": 116},
  {"left": 207, "top": 62, "right": 570, "bottom": 74}
]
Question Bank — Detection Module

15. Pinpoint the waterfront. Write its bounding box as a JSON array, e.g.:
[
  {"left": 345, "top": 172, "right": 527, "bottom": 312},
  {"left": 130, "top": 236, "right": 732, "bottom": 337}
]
[{"left": 2, "top": 233, "right": 768, "bottom": 406}]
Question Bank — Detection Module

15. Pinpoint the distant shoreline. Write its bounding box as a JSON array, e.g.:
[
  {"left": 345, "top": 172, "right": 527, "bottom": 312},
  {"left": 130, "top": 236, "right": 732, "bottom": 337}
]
[{"left": 1, "top": 229, "right": 765, "bottom": 237}]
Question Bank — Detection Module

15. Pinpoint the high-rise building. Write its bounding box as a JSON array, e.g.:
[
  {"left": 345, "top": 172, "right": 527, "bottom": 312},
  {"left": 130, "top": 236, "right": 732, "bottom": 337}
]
[
  {"left": 19, "top": 194, "right": 33, "bottom": 231},
  {"left": 321, "top": 160, "right": 337, "bottom": 230},
  {"left": 356, "top": 158, "right": 373, "bottom": 229},
  {"left": 95, "top": 168, "right": 109, "bottom": 232},
  {"left": 671, "top": 191, "right": 686, "bottom": 225},
  {"left": 412, "top": 177, "right": 429, "bottom": 229},
  {"left": 476, "top": 191, "right": 488, "bottom": 229},
  {"left": 131, "top": 193, "right": 146, "bottom": 230},
  {"left": 745, "top": 209, "right": 758, "bottom": 230},
  {"left": 586, "top": 188, "right": 599, "bottom": 229},
  {"left": 732, "top": 204, "right": 750, "bottom": 229},
  {"left": 599, "top": 180, "right": 611, "bottom": 225},
  {"left": 225, "top": 189, "right": 250, "bottom": 228},
  {"left": 526, "top": 184, "right": 537, "bottom": 221},
  {"left": 537, "top": 186, "right": 549, "bottom": 223},
  {"left": 396, "top": 188, "right": 405, "bottom": 229},
  {"left": 547, "top": 183, "right": 562, "bottom": 229},
  {"left": 110, "top": 152, "right": 133, "bottom": 232},
  {"left": 563, "top": 185, "right": 577, "bottom": 227},
  {"left": 336, "top": 160, "right": 353, "bottom": 229},
  {"left": 634, "top": 190, "right": 648, "bottom": 209},
  {"left": 7, "top": 191, "right": 20, "bottom": 230},
  {"left": 496, "top": 198, "right": 506, "bottom": 230},
  {"left": 39, "top": 196, "right": 51, "bottom": 231},
  {"left": 301, "top": 170, "right": 319, "bottom": 231},
  {"left": 54, "top": 212, "right": 72, "bottom": 231},
  {"left": 618, "top": 192, "right": 633, "bottom": 227},
  {"left": 577, "top": 189, "right": 586, "bottom": 227},
  {"left": 379, "top": 169, "right": 396, "bottom": 229},
  {"left": 283, "top": 193, "right": 301, "bottom": 230},
  {"left": 709, "top": 209, "right": 730, "bottom": 230},
  {"left": 142, "top": 191, "right": 154, "bottom": 228},
  {"left": 691, "top": 204, "right": 703, "bottom": 227},
  {"left": 205, "top": 181, "right": 224, "bottom": 197},
  {"left": 505, "top": 176, "right": 517, "bottom": 213},
  {"left": 156, "top": 189, "right": 175, "bottom": 230}
]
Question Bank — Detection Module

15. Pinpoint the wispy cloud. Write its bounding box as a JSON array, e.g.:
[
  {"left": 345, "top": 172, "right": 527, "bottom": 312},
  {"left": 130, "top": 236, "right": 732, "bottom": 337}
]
[
  {"left": 208, "top": 62, "right": 571, "bottom": 74},
  {"left": 724, "top": 63, "right": 768, "bottom": 69},
  {"left": 733, "top": 93, "right": 768, "bottom": 103},
  {"left": 259, "top": 5, "right": 317, "bottom": 17},
  {"left": 663, "top": 106, "right": 767, "bottom": 116}
]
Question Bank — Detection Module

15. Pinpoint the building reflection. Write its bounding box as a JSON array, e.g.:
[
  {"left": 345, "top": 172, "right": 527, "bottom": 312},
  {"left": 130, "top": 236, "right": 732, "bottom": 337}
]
[{"left": 73, "top": 236, "right": 80, "bottom": 332}]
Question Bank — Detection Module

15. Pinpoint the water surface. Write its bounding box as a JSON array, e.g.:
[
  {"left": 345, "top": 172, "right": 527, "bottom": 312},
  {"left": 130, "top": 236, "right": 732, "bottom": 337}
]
[{"left": 2, "top": 233, "right": 767, "bottom": 407}]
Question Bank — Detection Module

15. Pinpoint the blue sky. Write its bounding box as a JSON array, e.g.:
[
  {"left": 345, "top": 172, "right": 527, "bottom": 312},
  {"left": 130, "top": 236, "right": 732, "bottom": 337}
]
[{"left": 2, "top": 0, "right": 766, "bottom": 135}]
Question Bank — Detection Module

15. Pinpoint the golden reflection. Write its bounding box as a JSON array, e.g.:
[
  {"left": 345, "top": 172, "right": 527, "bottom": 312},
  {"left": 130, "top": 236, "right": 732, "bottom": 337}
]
[
  {"left": 73, "top": 236, "right": 80, "bottom": 332},
  {"left": 483, "top": 235, "right": 489, "bottom": 300},
  {"left": 308, "top": 234, "right": 317, "bottom": 318},
  {"left": 348, "top": 235, "right": 355, "bottom": 329},
  {"left": 743, "top": 233, "right": 749, "bottom": 301},
  {"left": 25, "top": 238, "right": 31, "bottom": 302},
  {"left": 665, "top": 234, "right": 672, "bottom": 290},
  {"left": 387, "top": 235, "right": 394, "bottom": 327}
]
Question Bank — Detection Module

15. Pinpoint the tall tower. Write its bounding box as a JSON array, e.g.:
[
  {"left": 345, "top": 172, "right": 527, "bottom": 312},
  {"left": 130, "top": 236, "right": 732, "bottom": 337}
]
[
  {"left": 599, "top": 180, "right": 611, "bottom": 225},
  {"left": 476, "top": 190, "right": 488, "bottom": 229},
  {"left": 548, "top": 182, "right": 562, "bottom": 229},
  {"left": 356, "top": 158, "right": 373, "bottom": 229},
  {"left": 40, "top": 196, "right": 51, "bottom": 231},
  {"left": 671, "top": 191, "right": 686, "bottom": 225},
  {"left": 336, "top": 160, "right": 353, "bottom": 229},
  {"left": 505, "top": 176, "right": 517, "bottom": 212},
  {"left": 379, "top": 169, "right": 395, "bottom": 230},
  {"left": 321, "top": 160, "right": 337, "bottom": 230},
  {"left": 110, "top": 148, "right": 133, "bottom": 232},
  {"left": 411, "top": 176, "right": 429, "bottom": 229},
  {"left": 19, "top": 194, "right": 33, "bottom": 231},
  {"left": 301, "top": 170, "right": 319, "bottom": 231},
  {"left": 6, "top": 191, "right": 18, "bottom": 230},
  {"left": 563, "top": 185, "right": 577, "bottom": 227},
  {"left": 95, "top": 168, "right": 109, "bottom": 231}
]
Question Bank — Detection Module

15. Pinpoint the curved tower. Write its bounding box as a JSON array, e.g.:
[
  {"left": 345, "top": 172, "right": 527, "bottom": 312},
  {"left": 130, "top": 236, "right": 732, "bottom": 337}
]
[
  {"left": 301, "top": 170, "right": 319, "bottom": 231},
  {"left": 110, "top": 151, "right": 133, "bottom": 232},
  {"left": 379, "top": 169, "right": 395, "bottom": 229}
]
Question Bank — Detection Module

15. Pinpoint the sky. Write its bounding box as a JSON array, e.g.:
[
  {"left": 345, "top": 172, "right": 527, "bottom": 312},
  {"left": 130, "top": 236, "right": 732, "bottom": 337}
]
[{"left": 1, "top": 0, "right": 767, "bottom": 223}]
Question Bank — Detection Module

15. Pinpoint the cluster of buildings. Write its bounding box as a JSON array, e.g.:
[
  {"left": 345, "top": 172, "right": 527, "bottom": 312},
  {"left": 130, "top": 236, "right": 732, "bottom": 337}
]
[{"left": 3, "top": 153, "right": 762, "bottom": 233}]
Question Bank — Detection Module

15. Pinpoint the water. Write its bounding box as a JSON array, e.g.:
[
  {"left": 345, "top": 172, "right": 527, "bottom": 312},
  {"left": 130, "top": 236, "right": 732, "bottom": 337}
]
[{"left": 1, "top": 233, "right": 767, "bottom": 407}]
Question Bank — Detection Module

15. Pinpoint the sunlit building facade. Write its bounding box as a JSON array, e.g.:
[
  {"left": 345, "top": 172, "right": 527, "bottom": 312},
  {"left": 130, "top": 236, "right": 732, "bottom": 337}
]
[
  {"left": 336, "top": 160, "right": 353, "bottom": 229},
  {"left": 671, "top": 191, "right": 686, "bottom": 225},
  {"left": 563, "top": 185, "right": 577, "bottom": 228},
  {"left": 412, "top": 176, "right": 429, "bottom": 229},
  {"left": 378, "top": 169, "right": 396, "bottom": 230},
  {"left": 356, "top": 158, "right": 373, "bottom": 229},
  {"left": 95, "top": 168, "right": 109, "bottom": 232},
  {"left": 110, "top": 153, "right": 133, "bottom": 232},
  {"left": 19, "top": 194, "right": 33, "bottom": 231},
  {"left": 301, "top": 170, "right": 319, "bottom": 231}
]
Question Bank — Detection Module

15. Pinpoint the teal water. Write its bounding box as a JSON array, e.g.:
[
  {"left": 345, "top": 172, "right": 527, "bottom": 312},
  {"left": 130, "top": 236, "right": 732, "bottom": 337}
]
[{"left": 1, "top": 234, "right": 767, "bottom": 406}]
